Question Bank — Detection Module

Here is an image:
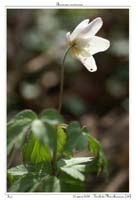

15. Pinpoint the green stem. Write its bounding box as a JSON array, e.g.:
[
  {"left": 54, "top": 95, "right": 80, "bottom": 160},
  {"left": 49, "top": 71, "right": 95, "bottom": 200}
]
[
  {"left": 52, "top": 46, "right": 72, "bottom": 175},
  {"left": 52, "top": 146, "right": 57, "bottom": 176},
  {"left": 58, "top": 46, "right": 72, "bottom": 113}
]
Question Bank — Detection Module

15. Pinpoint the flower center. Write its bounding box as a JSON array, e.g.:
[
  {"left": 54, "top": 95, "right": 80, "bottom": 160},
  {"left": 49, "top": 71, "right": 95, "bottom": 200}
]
[{"left": 68, "top": 39, "right": 81, "bottom": 56}]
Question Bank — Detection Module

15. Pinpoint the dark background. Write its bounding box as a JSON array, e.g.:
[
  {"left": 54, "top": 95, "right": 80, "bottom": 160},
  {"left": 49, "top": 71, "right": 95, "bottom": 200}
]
[{"left": 7, "top": 9, "right": 129, "bottom": 192}]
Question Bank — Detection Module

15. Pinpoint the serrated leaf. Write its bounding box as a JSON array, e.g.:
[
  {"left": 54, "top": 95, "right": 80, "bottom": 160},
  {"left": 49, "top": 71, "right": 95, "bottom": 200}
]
[
  {"left": 9, "top": 174, "right": 47, "bottom": 192},
  {"left": 88, "top": 135, "right": 100, "bottom": 156},
  {"left": 60, "top": 166, "right": 85, "bottom": 181},
  {"left": 81, "top": 127, "right": 100, "bottom": 156},
  {"left": 43, "top": 176, "right": 61, "bottom": 192},
  {"left": 8, "top": 164, "right": 28, "bottom": 176},
  {"left": 64, "top": 122, "right": 88, "bottom": 152},
  {"left": 56, "top": 127, "right": 67, "bottom": 154},
  {"left": 29, "top": 175, "right": 50, "bottom": 192},
  {"left": 9, "top": 175, "right": 34, "bottom": 192},
  {"left": 7, "top": 110, "right": 38, "bottom": 155},
  {"left": 67, "top": 121, "right": 81, "bottom": 135},
  {"left": 97, "top": 151, "right": 108, "bottom": 176},
  {"left": 59, "top": 171, "right": 85, "bottom": 191},
  {"left": 8, "top": 110, "right": 38, "bottom": 123},
  {"left": 58, "top": 157, "right": 93, "bottom": 168},
  {"left": 60, "top": 176, "right": 85, "bottom": 192},
  {"left": 31, "top": 120, "right": 57, "bottom": 154},
  {"left": 23, "top": 133, "right": 51, "bottom": 165},
  {"left": 72, "top": 164, "right": 86, "bottom": 172},
  {"left": 64, "top": 122, "right": 81, "bottom": 151},
  {"left": 40, "top": 108, "right": 64, "bottom": 125},
  {"left": 58, "top": 157, "right": 93, "bottom": 181},
  {"left": 7, "top": 120, "right": 30, "bottom": 155},
  {"left": 83, "top": 128, "right": 108, "bottom": 176},
  {"left": 75, "top": 132, "right": 88, "bottom": 150}
]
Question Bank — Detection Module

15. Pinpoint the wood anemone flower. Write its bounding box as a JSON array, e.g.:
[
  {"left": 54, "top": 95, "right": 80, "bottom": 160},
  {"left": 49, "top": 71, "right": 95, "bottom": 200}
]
[{"left": 66, "top": 17, "right": 110, "bottom": 72}]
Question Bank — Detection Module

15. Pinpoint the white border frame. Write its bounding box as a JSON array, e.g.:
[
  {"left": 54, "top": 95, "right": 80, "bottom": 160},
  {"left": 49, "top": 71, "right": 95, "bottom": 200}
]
[{"left": 0, "top": 1, "right": 136, "bottom": 200}]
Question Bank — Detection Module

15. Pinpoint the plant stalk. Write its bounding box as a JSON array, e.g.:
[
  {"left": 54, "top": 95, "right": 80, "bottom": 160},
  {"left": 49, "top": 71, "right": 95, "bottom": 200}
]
[
  {"left": 52, "top": 147, "right": 57, "bottom": 176},
  {"left": 58, "top": 46, "right": 72, "bottom": 113}
]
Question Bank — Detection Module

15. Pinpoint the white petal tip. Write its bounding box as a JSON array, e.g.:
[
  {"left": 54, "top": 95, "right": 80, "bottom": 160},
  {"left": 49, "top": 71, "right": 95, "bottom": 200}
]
[
  {"left": 66, "top": 32, "right": 70, "bottom": 37},
  {"left": 92, "top": 17, "right": 103, "bottom": 26},
  {"left": 66, "top": 32, "right": 71, "bottom": 41},
  {"left": 79, "top": 19, "right": 90, "bottom": 24},
  {"left": 77, "top": 55, "right": 97, "bottom": 72},
  {"left": 84, "top": 19, "right": 90, "bottom": 23},
  {"left": 87, "top": 65, "right": 97, "bottom": 72},
  {"left": 107, "top": 40, "right": 110, "bottom": 49},
  {"left": 89, "top": 68, "right": 97, "bottom": 72},
  {"left": 95, "top": 17, "right": 103, "bottom": 23},
  {"left": 104, "top": 39, "right": 110, "bottom": 51},
  {"left": 96, "top": 17, "right": 103, "bottom": 21}
]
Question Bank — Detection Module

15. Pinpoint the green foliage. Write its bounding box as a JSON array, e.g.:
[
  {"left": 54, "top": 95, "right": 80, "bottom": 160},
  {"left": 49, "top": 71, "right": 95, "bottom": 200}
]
[
  {"left": 7, "top": 110, "right": 38, "bottom": 155},
  {"left": 40, "top": 108, "right": 64, "bottom": 125},
  {"left": 23, "top": 133, "right": 52, "bottom": 164},
  {"left": 31, "top": 119, "right": 57, "bottom": 154},
  {"left": 7, "top": 109, "right": 108, "bottom": 192},
  {"left": 64, "top": 122, "right": 88, "bottom": 153},
  {"left": 8, "top": 164, "right": 29, "bottom": 176},
  {"left": 42, "top": 176, "right": 61, "bottom": 192},
  {"left": 58, "top": 172, "right": 85, "bottom": 192},
  {"left": 57, "top": 157, "right": 93, "bottom": 181},
  {"left": 56, "top": 127, "right": 67, "bottom": 154},
  {"left": 8, "top": 174, "right": 47, "bottom": 192}
]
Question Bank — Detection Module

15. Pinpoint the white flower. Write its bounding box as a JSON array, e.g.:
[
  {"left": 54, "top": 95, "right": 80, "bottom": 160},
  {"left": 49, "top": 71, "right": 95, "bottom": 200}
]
[{"left": 66, "top": 17, "right": 110, "bottom": 72}]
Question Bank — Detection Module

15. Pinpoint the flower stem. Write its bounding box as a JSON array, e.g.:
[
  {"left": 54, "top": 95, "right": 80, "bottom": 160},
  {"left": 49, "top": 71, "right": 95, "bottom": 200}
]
[
  {"left": 58, "top": 46, "right": 72, "bottom": 113},
  {"left": 52, "top": 147, "right": 57, "bottom": 176}
]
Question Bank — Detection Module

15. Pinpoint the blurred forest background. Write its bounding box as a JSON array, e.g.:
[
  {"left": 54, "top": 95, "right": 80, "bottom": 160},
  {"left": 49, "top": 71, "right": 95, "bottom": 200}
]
[{"left": 7, "top": 9, "right": 129, "bottom": 192}]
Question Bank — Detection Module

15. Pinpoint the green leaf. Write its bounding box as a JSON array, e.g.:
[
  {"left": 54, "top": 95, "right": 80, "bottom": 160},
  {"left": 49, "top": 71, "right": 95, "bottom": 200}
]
[
  {"left": 8, "top": 164, "right": 28, "bottom": 176},
  {"left": 86, "top": 132, "right": 100, "bottom": 156},
  {"left": 9, "top": 175, "right": 34, "bottom": 192},
  {"left": 23, "top": 133, "right": 51, "bottom": 165},
  {"left": 56, "top": 127, "right": 67, "bottom": 154},
  {"left": 29, "top": 175, "right": 50, "bottom": 192},
  {"left": 7, "top": 123, "right": 28, "bottom": 155},
  {"left": 88, "top": 136, "right": 100, "bottom": 156},
  {"left": 60, "top": 175, "right": 85, "bottom": 192},
  {"left": 64, "top": 121, "right": 81, "bottom": 151},
  {"left": 75, "top": 132, "right": 88, "bottom": 151},
  {"left": 8, "top": 110, "right": 38, "bottom": 122},
  {"left": 60, "top": 166, "right": 85, "bottom": 181},
  {"left": 58, "top": 157, "right": 93, "bottom": 181},
  {"left": 97, "top": 151, "right": 108, "bottom": 176},
  {"left": 7, "top": 173, "right": 14, "bottom": 187},
  {"left": 59, "top": 171, "right": 85, "bottom": 191},
  {"left": 7, "top": 164, "right": 53, "bottom": 192},
  {"left": 40, "top": 108, "right": 64, "bottom": 125},
  {"left": 58, "top": 157, "right": 93, "bottom": 168},
  {"left": 31, "top": 119, "right": 57, "bottom": 153},
  {"left": 7, "top": 110, "right": 38, "bottom": 155},
  {"left": 43, "top": 176, "right": 61, "bottom": 192},
  {"left": 84, "top": 128, "right": 108, "bottom": 176},
  {"left": 64, "top": 122, "right": 88, "bottom": 152},
  {"left": 9, "top": 174, "right": 46, "bottom": 192}
]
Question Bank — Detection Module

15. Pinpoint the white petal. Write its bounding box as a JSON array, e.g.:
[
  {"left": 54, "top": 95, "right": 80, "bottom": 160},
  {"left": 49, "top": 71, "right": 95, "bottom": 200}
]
[
  {"left": 76, "top": 37, "right": 90, "bottom": 49},
  {"left": 74, "top": 19, "right": 89, "bottom": 31},
  {"left": 76, "top": 54, "right": 97, "bottom": 72},
  {"left": 79, "top": 17, "right": 103, "bottom": 38},
  {"left": 66, "top": 32, "right": 71, "bottom": 42},
  {"left": 70, "top": 19, "right": 89, "bottom": 40},
  {"left": 87, "top": 36, "right": 110, "bottom": 55}
]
